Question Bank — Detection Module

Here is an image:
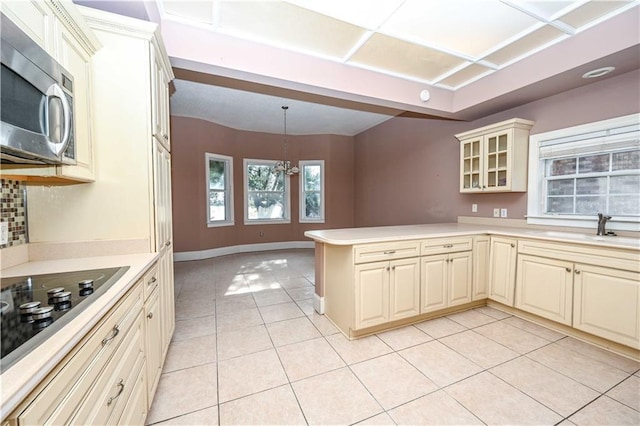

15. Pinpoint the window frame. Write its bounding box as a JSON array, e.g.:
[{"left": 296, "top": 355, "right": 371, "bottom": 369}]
[
  {"left": 299, "top": 160, "right": 325, "bottom": 223},
  {"left": 527, "top": 113, "right": 640, "bottom": 232},
  {"left": 243, "top": 158, "right": 291, "bottom": 225},
  {"left": 206, "top": 153, "right": 234, "bottom": 228}
]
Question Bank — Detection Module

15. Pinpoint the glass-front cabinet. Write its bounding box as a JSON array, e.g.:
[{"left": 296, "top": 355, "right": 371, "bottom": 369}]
[{"left": 456, "top": 118, "right": 534, "bottom": 193}]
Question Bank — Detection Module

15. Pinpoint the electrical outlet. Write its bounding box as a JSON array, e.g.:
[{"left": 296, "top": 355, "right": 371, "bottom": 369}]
[
  {"left": 471, "top": 204, "right": 478, "bottom": 213},
  {"left": 501, "top": 208, "right": 508, "bottom": 218},
  {"left": 0, "top": 222, "right": 8, "bottom": 245},
  {"left": 493, "top": 208, "right": 500, "bottom": 217}
]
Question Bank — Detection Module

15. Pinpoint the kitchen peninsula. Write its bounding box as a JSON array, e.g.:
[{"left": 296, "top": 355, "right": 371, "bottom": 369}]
[{"left": 305, "top": 222, "right": 640, "bottom": 359}]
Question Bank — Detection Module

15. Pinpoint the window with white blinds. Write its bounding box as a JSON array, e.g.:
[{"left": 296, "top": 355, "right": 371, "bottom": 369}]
[{"left": 527, "top": 114, "right": 640, "bottom": 231}]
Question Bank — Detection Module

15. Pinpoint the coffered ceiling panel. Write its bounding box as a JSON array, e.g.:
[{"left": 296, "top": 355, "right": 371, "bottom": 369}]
[
  {"left": 438, "top": 63, "right": 494, "bottom": 88},
  {"left": 378, "top": 0, "right": 542, "bottom": 58},
  {"left": 484, "top": 25, "right": 567, "bottom": 66},
  {"left": 557, "top": 0, "right": 634, "bottom": 28},
  {"left": 349, "top": 33, "right": 467, "bottom": 82},
  {"left": 217, "top": 1, "right": 366, "bottom": 58},
  {"left": 162, "top": 0, "right": 214, "bottom": 25}
]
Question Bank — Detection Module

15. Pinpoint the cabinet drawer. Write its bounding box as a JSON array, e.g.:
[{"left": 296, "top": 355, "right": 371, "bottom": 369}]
[
  {"left": 143, "top": 262, "right": 159, "bottom": 301},
  {"left": 18, "top": 282, "right": 143, "bottom": 424},
  {"left": 71, "top": 312, "right": 146, "bottom": 425},
  {"left": 421, "top": 237, "right": 473, "bottom": 256},
  {"left": 518, "top": 239, "right": 640, "bottom": 272},
  {"left": 354, "top": 241, "right": 421, "bottom": 264}
]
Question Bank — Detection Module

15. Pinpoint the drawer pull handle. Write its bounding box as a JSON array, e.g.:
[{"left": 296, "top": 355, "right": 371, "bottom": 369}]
[
  {"left": 383, "top": 250, "right": 396, "bottom": 255},
  {"left": 565, "top": 267, "right": 572, "bottom": 273},
  {"left": 148, "top": 312, "right": 154, "bottom": 319},
  {"left": 443, "top": 244, "right": 453, "bottom": 248},
  {"left": 107, "top": 379, "right": 125, "bottom": 406},
  {"left": 101, "top": 325, "right": 120, "bottom": 346},
  {"left": 575, "top": 270, "right": 581, "bottom": 275}
]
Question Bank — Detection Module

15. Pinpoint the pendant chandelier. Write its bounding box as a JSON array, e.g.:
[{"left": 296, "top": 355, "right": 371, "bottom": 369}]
[{"left": 273, "top": 105, "right": 299, "bottom": 175}]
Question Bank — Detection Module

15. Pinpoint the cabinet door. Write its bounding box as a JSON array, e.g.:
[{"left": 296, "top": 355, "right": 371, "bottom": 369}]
[
  {"left": 389, "top": 258, "right": 420, "bottom": 321},
  {"left": 472, "top": 236, "right": 490, "bottom": 300},
  {"left": 483, "top": 129, "right": 511, "bottom": 191},
  {"left": 153, "top": 140, "right": 172, "bottom": 252},
  {"left": 489, "top": 237, "right": 517, "bottom": 306},
  {"left": 460, "top": 138, "right": 483, "bottom": 192},
  {"left": 573, "top": 264, "right": 640, "bottom": 349},
  {"left": 159, "top": 247, "right": 175, "bottom": 356},
  {"left": 1, "top": 1, "right": 55, "bottom": 52},
  {"left": 151, "top": 48, "right": 171, "bottom": 150},
  {"left": 145, "top": 289, "right": 163, "bottom": 407},
  {"left": 420, "top": 254, "right": 448, "bottom": 313},
  {"left": 515, "top": 255, "right": 573, "bottom": 325},
  {"left": 354, "top": 261, "right": 389, "bottom": 329},
  {"left": 55, "top": 21, "right": 95, "bottom": 181},
  {"left": 448, "top": 251, "right": 472, "bottom": 307}
]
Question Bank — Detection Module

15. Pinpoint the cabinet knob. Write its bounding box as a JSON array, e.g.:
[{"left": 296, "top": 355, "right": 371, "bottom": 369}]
[
  {"left": 147, "top": 312, "right": 154, "bottom": 319},
  {"left": 392, "top": 266, "right": 396, "bottom": 270},
  {"left": 386, "top": 267, "right": 390, "bottom": 271},
  {"left": 565, "top": 267, "right": 572, "bottom": 273},
  {"left": 510, "top": 243, "right": 515, "bottom": 248},
  {"left": 575, "top": 270, "right": 581, "bottom": 275}
]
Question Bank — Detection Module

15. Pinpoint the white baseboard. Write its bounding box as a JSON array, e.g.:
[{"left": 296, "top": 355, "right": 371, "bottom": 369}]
[
  {"left": 314, "top": 293, "right": 325, "bottom": 314},
  {"left": 173, "top": 241, "right": 314, "bottom": 262}
]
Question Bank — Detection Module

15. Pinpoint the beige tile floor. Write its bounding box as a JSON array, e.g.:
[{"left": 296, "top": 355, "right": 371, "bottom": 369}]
[{"left": 147, "top": 249, "right": 640, "bottom": 426}]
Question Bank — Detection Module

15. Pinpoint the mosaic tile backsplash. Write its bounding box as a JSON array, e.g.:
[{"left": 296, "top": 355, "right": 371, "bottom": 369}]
[{"left": 1, "top": 179, "right": 27, "bottom": 249}]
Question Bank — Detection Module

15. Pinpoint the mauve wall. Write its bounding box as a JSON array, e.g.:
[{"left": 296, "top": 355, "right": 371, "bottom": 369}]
[
  {"left": 171, "top": 117, "right": 354, "bottom": 253},
  {"left": 354, "top": 70, "right": 640, "bottom": 227}
]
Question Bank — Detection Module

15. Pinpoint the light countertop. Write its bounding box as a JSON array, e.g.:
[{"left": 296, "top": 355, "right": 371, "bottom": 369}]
[
  {"left": 304, "top": 223, "right": 640, "bottom": 251},
  {"left": 0, "top": 252, "right": 159, "bottom": 419}
]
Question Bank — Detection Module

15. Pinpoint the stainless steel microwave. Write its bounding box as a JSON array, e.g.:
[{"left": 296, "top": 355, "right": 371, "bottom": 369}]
[{"left": 0, "top": 13, "right": 76, "bottom": 165}]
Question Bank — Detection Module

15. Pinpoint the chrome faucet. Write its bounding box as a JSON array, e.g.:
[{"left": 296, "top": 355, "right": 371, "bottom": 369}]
[{"left": 596, "top": 213, "right": 612, "bottom": 236}]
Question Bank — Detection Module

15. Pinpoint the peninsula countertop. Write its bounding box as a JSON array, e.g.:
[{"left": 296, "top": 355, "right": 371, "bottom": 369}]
[{"left": 304, "top": 223, "right": 640, "bottom": 251}]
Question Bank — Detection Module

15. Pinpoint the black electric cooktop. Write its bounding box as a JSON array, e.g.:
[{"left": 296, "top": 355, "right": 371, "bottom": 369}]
[{"left": 0, "top": 266, "right": 129, "bottom": 372}]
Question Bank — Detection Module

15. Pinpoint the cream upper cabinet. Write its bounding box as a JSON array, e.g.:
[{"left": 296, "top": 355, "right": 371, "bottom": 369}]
[
  {"left": 488, "top": 236, "right": 517, "bottom": 305},
  {"left": 515, "top": 254, "right": 574, "bottom": 325},
  {"left": 151, "top": 49, "right": 171, "bottom": 150},
  {"left": 455, "top": 118, "right": 534, "bottom": 193},
  {"left": 0, "top": 1, "right": 101, "bottom": 183}
]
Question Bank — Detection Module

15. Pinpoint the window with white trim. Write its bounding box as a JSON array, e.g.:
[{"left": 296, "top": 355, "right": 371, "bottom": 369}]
[
  {"left": 299, "top": 160, "right": 325, "bottom": 223},
  {"left": 244, "top": 159, "right": 290, "bottom": 224},
  {"left": 527, "top": 114, "right": 640, "bottom": 231},
  {"left": 206, "top": 153, "right": 234, "bottom": 227}
]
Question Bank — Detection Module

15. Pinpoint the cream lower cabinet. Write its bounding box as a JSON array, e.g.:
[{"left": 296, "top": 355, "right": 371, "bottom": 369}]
[
  {"left": 355, "top": 257, "right": 420, "bottom": 330},
  {"left": 488, "top": 237, "right": 517, "bottom": 305},
  {"left": 573, "top": 264, "right": 639, "bottom": 349},
  {"left": 472, "top": 236, "right": 490, "bottom": 300},
  {"left": 421, "top": 251, "right": 472, "bottom": 313},
  {"left": 10, "top": 280, "right": 147, "bottom": 425},
  {"left": 517, "top": 239, "right": 640, "bottom": 350},
  {"left": 143, "top": 264, "right": 163, "bottom": 408},
  {"left": 515, "top": 254, "right": 573, "bottom": 325}
]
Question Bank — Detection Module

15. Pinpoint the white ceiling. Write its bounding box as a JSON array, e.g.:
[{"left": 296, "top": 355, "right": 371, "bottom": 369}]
[{"left": 76, "top": 0, "right": 640, "bottom": 135}]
